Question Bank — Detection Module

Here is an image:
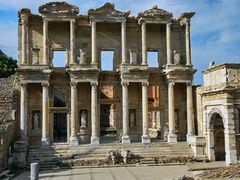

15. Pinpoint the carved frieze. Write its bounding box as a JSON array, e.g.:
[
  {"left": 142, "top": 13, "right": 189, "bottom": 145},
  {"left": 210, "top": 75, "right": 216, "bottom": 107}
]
[
  {"left": 88, "top": 2, "right": 130, "bottom": 19},
  {"left": 136, "top": 5, "right": 172, "bottom": 21},
  {"left": 39, "top": 2, "right": 79, "bottom": 16}
]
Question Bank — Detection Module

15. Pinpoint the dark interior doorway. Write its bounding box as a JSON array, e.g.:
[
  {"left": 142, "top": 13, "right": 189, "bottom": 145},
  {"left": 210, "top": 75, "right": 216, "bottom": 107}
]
[
  {"left": 100, "top": 104, "right": 116, "bottom": 143},
  {"left": 213, "top": 113, "right": 225, "bottom": 161},
  {"left": 53, "top": 113, "right": 67, "bottom": 143}
]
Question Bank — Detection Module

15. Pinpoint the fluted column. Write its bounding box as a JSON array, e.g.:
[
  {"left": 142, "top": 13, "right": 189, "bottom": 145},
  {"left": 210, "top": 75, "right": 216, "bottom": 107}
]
[
  {"left": 70, "top": 19, "right": 76, "bottom": 65},
  {"left": 43, "top": 19, "right": 48, "bottom": 65},
  {"left": 21, "top": 16, "right": 28, "bottom": 65},
  {"left": 70, "top": 82, "right": 79, "bottom": 145},
  {"left": 141, "top": 22, "right": 147, "bottom": 65},
  {"left": 91, "top": 82, "right": 99, "bottom": 145},
  {"left": 122, "top": 81, "right": 130, "bottom": 144},
  {"left": 187, "top": 82, "right": 194, "bottom": 143},
  {"left": 166, "top": 23, "right": 172, "bottom": 65},
  {"left": 91, "top": 21, "right": 97, "bottom": 65},
  {"left": 41, "top": 82, "right": 49, "bottom": 146},
  {"left": 185, "top": 21, "right": 191, "bottom": 65},
  {"left": 121, "top": 20, "right": 127, "bottom": 64},
  {"left": 20, "top": 83, "right": 27, "bottom": 140},
  {"left": 168, "top": 82, "right": 177, "bottom": 143},
  {"left": 142, "top": 82, "right": 150, "bottom": 144}
]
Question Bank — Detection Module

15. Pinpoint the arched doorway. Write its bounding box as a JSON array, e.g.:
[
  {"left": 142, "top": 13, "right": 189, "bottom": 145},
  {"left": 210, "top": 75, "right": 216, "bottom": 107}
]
[{"left": 211, "top": 113, "right": 225, "bottom": 161}]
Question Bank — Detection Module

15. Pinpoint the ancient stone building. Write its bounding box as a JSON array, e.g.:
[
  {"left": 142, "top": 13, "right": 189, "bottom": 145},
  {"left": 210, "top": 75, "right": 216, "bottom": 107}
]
[
  {"left": 197, "top": 63, "right": 240, "bottom": 164},
  {"left": 15, "top": 2, "right": 197, "bottom": 165}
]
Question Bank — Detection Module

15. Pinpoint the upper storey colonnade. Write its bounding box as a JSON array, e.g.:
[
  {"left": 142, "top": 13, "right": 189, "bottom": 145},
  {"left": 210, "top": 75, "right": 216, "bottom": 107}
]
[{"left": 18, "top": 2, "right": 195, "bottom": 69}]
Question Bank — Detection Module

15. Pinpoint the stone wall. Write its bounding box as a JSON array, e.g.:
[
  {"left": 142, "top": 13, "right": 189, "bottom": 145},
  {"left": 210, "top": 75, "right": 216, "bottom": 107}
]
[{"left": 0, "top": 76, "right": 17, "bottom": 170}]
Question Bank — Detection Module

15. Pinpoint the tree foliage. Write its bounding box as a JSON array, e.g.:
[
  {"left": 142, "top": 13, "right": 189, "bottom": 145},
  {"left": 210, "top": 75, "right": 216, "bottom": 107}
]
[{"left": 0, "top": 50, "right": 17, "bottom": 78}]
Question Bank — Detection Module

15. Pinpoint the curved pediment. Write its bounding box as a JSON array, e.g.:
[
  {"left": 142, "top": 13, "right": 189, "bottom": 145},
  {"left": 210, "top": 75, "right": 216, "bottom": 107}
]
[
  {"left": 137, "top": 5, "right": 172, "bottom": 22},
  {"left": 39, "top": 2, "right": 79, "bottom": 16},
  {"left": 88, "top": 2, "right": 130, "bottom": 19}
]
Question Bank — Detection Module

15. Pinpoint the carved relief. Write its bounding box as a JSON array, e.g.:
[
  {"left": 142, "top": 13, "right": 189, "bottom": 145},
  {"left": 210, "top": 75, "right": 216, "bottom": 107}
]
[
  {"left": 137, "top": 5, "right": 172, "bottom": 19},
  {"left": 88, "top": 2, "right": 130, "bottom": 18},
  {"left": 39, "top": 2, "right": 79, "bottom": 15}
]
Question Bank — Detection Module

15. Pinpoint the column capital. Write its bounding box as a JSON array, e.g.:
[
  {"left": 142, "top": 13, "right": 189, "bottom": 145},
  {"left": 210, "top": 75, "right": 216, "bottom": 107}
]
[
  {"left": 41, "top": 82, "right": 49, "bottom": 87},
  {"left": 121, "top": 81, "right": 129, "bottom": 86},
  {"left": 70, "top": 19, "right": 76, "bottom": 23},
  {"left": 168, "top": 81, "right": 175, "bottom": 86},
  {"left": 90, "top": 81, "right": 98, "bottom": 87},
  {"left": 70, "top": 81, "right": 77, "bottom": 88},
  {"left": 20, "top": 82, "right": 27, "bottom": 88},
  {"left": 142, "top": 81, "right": 149, "bottom": 87},
  {"left": 186, "top": 81, "right": 192, "bottom": 86}
]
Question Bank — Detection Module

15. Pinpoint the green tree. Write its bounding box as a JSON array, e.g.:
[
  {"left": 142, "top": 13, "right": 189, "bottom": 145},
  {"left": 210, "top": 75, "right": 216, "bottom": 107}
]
[{"left": 0, "top": 50, "right": 17, "bottom": 78}]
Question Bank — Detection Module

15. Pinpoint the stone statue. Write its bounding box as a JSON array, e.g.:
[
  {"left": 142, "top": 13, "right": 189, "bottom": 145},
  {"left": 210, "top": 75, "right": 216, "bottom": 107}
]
[
  {"left": 209, "top": 61, "right": 215, "bottom": 68},
  {"left": 81, "top": 110, "right": 87, "bottom": 128},
  {"left": 129, "top": 49, "right": 137, "bottom": 65},
  {"left": 130, "top": 112, "right": 135, "bottom": 128},
  {"left": 33, "top": 113, "right": 40, "bottom": 130},
  {"left": 78, "top": 49, "right": 86, "bottom": 65},
  {"left": 173, "top": 50, "right": 181, "bottom": 65}
]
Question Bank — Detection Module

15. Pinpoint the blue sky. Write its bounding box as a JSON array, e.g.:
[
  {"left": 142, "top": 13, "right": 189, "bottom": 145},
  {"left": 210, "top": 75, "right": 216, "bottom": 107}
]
[{"left": 0, "top": 0, "right": 239, "bottom": 85}]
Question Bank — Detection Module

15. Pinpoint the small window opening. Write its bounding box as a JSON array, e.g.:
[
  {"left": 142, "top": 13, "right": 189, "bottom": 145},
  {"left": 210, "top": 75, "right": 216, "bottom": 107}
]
[
  {"left": 147, "top": 51, "right": 159, "bottom": 67},
  {"left": 101, "top": 51, "right": 114, "bottom": 71},
  {"left": 52, "top": 51, "right": 66, "bottom": 67}
]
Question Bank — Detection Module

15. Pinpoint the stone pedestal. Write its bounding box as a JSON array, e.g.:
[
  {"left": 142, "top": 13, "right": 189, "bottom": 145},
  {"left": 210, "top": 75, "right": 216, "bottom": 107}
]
[
  {"left": 13, "top": 141, "right": 27, "bottom": 168},
  {"left": 168, "top": 133, "right": 177, "bottom": 143}
]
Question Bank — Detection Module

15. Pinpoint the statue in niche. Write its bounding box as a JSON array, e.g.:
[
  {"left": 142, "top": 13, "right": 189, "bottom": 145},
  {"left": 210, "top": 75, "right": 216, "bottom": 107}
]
[
  {"left": 80, "top": 110, "right": 87, "bottom": 128},
  {"left": 152, "top": 111, "right": 157, "bottom": 129},
  {"left": 164, "top": 122, "right": 169, "bottom": 141},
  {"left": 78, "top": 49, "right": 86, "bottom": 65},
  {"left": 129, "top": 49, "right": 137, "bottom": 65},
  {"left": 173, "top": 50, "right": 181, "bottom": 65},
  {"left": 33, "top": 113, "right": 40, "bottom": 130},
  {"left": 130, "top": 111, "right": 135, "bottom": 128}
]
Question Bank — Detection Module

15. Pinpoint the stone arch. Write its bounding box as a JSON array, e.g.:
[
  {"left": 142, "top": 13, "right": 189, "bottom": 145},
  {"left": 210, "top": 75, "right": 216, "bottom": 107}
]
[
  {"left": 207, "top": 108, "right": 226, "bottom": 161},
  {"left": 207, "top": 107, "right": 225, "bottom": 129}
]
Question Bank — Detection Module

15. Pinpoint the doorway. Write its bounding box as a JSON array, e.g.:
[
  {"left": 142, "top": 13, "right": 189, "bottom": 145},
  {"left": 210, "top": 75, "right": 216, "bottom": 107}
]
[
  {"left": 100, "top": 104, "right": 116, "bottom": 143},
  {"left": 53, "top": 113, "right": 67, "bottom": 143},
  {"left": 213, "top": 113, "right": 225, "bottom": 161}
]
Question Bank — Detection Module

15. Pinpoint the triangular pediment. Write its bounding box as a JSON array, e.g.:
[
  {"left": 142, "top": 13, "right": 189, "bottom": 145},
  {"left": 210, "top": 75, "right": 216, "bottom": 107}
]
[
  {"left": 39, "top": 2, "right": 79, "bottom": 16},
  {"left": 88, "top": 2, "right": 130, "bottom": 19},
  {"left": 137, "top": 5, "right": 172, "bottom": 20}
]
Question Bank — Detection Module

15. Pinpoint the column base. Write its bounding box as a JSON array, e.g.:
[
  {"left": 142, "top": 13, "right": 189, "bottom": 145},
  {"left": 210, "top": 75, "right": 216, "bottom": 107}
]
[
  {"left": 168, "top": 133, "right": 177, "bottom": 143},
  {"left": 91, "top": 136, "right": 99, "bottom": 145},
  {"left": 122, "top": 135, "right": 131, "bottom": 144},
  {"left": 187, "top": 134, "right": 194, "bottom": 144},
  {"left": 70, "top": 136, "right": 79, "bottom": 146},
  {"left": 41, "top": 138, "right": 49, "bottom": 147},
  {"left": 141, "top": 135, "right": 151, "bottom": 144}
]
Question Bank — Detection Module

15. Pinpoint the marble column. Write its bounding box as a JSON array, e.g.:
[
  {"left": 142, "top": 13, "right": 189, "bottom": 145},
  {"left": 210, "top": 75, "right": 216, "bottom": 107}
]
[
  {"left": 122, "top": 81, "right": 130, "bottom": 144},
  {"left": 187, "top": 82, "right": 194, "bottom": 143},
  {"left": 91, "top": 21, "right": 97, "bottom": 65},
  {"left": 20, "top": 83, "right": 27, "bottom": 140},
  {"left": 41, "top": 82, "right": 49, "bottom": 146},
  {"left": 70, "top": 82, "right": 79, "bottom": 145},
  {"left": 141, "top": 22, "right": 147, "bottom": 65},
  {"left": 142, "top": 82, "right": 150, "bottom": 144},
  {"left": 166, "top": 23, "right": 172, "bottom": 65},
  {"left": 70, "top": 19, "right": 76, "bottom": 65},
  {"left": 168, "top": 82, "right": 177, "bottom": 143},
  {"left": 21, "top": 16, "right": 28, "bottom": 65},
  {"left": 121, "top": 20, "right": 127, "bottom": 64},
  {"left": 43, "top": 19, "right": 48, "bottom": 65},
  {"left": 185, "top": 21, "right": 191, "bottom": 65},
  {"left": 91, "top": 82, "right": 99, "bottom": 145}
]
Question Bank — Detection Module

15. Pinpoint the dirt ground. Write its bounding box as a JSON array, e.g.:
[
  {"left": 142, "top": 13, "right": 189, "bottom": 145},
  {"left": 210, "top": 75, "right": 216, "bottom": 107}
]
[{"left": 196, "top": 164, "right": 240, "bottom": 179}]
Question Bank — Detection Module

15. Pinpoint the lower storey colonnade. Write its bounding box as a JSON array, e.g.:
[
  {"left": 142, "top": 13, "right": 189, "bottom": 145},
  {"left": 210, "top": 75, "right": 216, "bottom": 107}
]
[{"left": 19, "top": 80, "right": 195, "bottom": 146}]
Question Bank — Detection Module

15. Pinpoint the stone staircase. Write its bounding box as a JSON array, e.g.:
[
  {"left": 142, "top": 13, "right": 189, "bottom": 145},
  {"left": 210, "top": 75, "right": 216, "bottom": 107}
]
[{"left": 27, "top": 142, "right": 194, "bottom": 170}]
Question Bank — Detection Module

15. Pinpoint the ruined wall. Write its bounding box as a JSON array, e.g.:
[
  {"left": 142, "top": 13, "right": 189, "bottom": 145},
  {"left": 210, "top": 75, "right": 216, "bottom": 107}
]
[{"left": 0, "top": 76, "right": 17, "bottom": 169}]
